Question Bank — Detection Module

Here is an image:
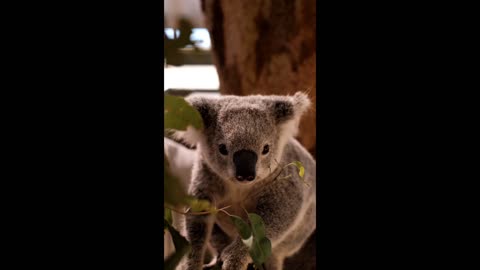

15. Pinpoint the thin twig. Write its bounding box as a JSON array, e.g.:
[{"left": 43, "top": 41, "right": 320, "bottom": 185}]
[
  {"left": 218, "top": 208, "right": 233, "bottom": 217},
  {"left": 164, "top": 205, "right": 212, "bottom": 216},
  {"left": 216, "top": 205, "right": 233, "bottom": 216},
  {"left": 241, "top": 205, "right": 249, "bottom": 217},
  {"left": 164, "top": 204, "right": 232, "bottom": 216},
  {"left": 218, "top": 205, "right": 232, "bottom": 212}
]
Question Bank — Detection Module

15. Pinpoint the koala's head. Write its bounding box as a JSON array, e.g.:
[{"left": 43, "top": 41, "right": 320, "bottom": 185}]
[{"left": 177, "top": 92, "right": 311, "bottom": 185}]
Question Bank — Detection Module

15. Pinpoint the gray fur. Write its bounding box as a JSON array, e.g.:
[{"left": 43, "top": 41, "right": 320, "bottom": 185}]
[{"left": 177, "top": 92, "right": 316, "bottom": 270}]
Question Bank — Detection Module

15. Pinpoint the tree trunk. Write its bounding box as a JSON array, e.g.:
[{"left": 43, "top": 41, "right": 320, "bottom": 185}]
[
  {"left": 201, "top": 1, "right": 316, "bottom": 269},
  {"left": 202, "top": 0, "right": 316, "bottom": 157}
]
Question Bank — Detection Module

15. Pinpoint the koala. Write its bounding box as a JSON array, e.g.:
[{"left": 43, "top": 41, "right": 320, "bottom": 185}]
[{"left": 175, "top": 92, "right": 316, "bottom": 270}]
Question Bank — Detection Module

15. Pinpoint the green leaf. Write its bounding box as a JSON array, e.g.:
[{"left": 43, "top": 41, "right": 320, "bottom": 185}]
[
  {"left": 246, "top": 213, "right": 272, "bottom": 268},
  {"left": 230, "top": 215, "right": 252, "bottom": 240},
  {"left": 164, "top": 222, "right": 191, "bottom": 270},
  {"left": 164, "top": 95, "right": 204, "bottom": 131},
  {"left": 284, "top": 161, "right": 310, "bottom": 187},
  {"left": 258, "top": 238, "right": 272, "bottom": 261},
  {"left": 248, "top": 214, "right": 266, "bottom": 239},
  {"left": 288, "top": 161, "right": 305, "bottom": 178},
  {"left": 187, "top": 198, "right": 212, "bottom": 213}
]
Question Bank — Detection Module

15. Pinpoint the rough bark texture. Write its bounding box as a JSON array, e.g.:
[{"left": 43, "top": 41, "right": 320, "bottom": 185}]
[
  {"left": 202, "top": 0, "right": 316, "bottom": 157},
  {"left": 201, "top": 1, "right": 316, "bottom": 269}
]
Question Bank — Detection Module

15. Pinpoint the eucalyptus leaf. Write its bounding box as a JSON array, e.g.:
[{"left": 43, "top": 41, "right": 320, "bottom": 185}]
[
  {"left": 246, "top": 213, "right": 272, "bottom": 267},
  {"left": 258, "top": 238, "right": 272, "bottom": 261},
  {"left": 285, "top": 161, "right": 310, "bottom": 187},
  {"left": 164, "top": 95, "right": 204, "bottom": 131},
  {"left": 248, "top": 213, "right": 266, "bottom": 239},
  {"left": 286, "top": 161, "right": 305, "bottom": 178},
  {"left": 188, "top": 198, "right": 212, "bottom": 213},
  {"left": 230, "top": 215, "right": 251, "bottom": 240}
]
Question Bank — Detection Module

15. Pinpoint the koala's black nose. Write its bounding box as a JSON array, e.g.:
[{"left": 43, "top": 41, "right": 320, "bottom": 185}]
[{"left": 233, "top": 150, "right": 257, "bottom": 181}]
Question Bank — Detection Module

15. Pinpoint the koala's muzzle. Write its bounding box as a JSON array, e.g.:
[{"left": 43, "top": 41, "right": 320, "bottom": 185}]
[{"left": 233, "top": 150, "right": 257, "bottom": 181}]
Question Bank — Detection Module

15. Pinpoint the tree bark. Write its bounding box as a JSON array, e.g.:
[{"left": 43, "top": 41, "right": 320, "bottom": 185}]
[
  {"left": 202, "top": 0, "right": 316, "bottom": 157},
  {"left": 201, "top": 1, "right": 316, "bottom": 269}
]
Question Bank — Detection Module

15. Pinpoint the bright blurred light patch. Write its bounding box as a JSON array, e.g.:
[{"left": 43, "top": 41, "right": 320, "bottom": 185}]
[
  {"left": 164, "top": 65, "right": 219, "bottom": 91},
  {"left": 164, "top": 28, "right": 180, "bottom": 39},
  {"left": 164, "top": 28, "right": 211, "bottom": 50},
  {"left": 190, "top": 28, "right": 211, "bottom": 50}
]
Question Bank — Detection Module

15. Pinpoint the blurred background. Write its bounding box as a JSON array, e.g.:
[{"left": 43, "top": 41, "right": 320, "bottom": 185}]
[
  {"left": 164, "top": 0, "right": 316, "bottom": 268},
  {"left": 164, "top": 0, "right": 219, "bottom": 96}
]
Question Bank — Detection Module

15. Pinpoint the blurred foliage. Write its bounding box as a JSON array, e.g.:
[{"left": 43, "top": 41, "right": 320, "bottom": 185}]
[
  {"left": 164, "top": 95, "right": 204, "bottom": 131},
  {"left": 164, "top": 18, "right": 200, "bottom": 66}
]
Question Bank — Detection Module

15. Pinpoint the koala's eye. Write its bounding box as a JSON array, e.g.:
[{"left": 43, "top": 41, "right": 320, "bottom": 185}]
[
  {"left": 262, "top": 144, "right": 269, "bottom": 155},
  {"left": 219, "top": 144, "right": 228, "bottom": 155}
]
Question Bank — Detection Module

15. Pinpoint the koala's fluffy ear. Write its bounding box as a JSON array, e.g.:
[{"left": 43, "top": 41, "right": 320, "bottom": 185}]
[
  {"left": 268, "top": 92, "right": 311, "bottom": 137},
  {"left": 271, "top": 92, "right": 311, "bottom": 124},
  {"left": 172, "top": 95, "right": 218, "bottom": 146}
]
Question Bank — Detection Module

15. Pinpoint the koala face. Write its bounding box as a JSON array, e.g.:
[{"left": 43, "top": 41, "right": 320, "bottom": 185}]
[
  {"left": 180, "top": 92, "right": 311, "bottom": 184},
  {"left": 206, "top": 103, "right": 278, "bottom": 182}
]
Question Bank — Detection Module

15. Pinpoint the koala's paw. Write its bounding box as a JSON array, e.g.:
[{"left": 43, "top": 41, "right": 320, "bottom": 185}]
[
  {"left": 221, "top": 261, "right": 247, "bottom": 270},
  {"left": 219, "top": 247, "right": 249, "bottom": 270}
]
